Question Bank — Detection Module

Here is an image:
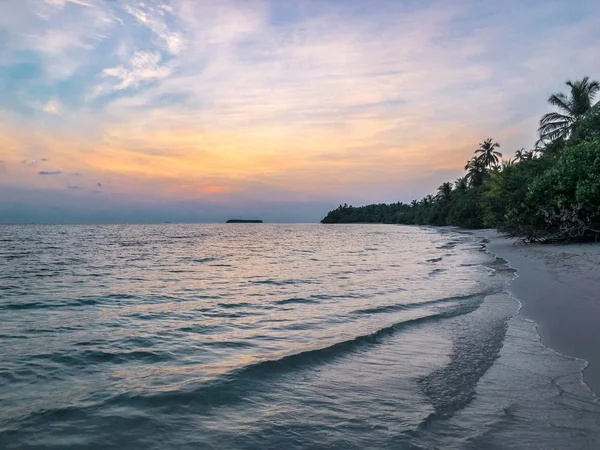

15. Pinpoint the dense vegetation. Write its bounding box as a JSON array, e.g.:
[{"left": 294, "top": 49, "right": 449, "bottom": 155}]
[{"left": 321, "top": 77, "right": 600, "bottom": 242}]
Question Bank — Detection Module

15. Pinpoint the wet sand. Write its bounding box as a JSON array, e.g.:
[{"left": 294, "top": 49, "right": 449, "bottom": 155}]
[{"left": 472, "top": 229, "right": 600, "bottom": 395}]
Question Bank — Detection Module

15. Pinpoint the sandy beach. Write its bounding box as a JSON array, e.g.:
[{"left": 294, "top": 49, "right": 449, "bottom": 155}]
[{"left": 472, "top": 229, "right": 600, "bottom": 395}]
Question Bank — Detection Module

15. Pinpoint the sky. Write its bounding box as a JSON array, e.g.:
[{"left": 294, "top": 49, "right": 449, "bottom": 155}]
[{"left": 0, "top": 0, "right": 599, "bottom": 223}]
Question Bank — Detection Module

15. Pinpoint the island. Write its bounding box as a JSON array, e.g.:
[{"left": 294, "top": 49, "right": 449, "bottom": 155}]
[{"left": 226, "top": 219, "right": 264, "bottom": 223}]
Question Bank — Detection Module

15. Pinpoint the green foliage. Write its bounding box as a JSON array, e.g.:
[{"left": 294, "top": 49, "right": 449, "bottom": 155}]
[
  {"left": 447, "top": 186, "right": 484, "bottom": 228},
  {"left": 321, "top": 203, "right": 409, "bottom": 224},
  {"left": 521, "top": 138, "right": 600, "bottom": 239},
  {"left": 474, "top": 138, "right": 502, "bottom": 168},
  {"left": 539, "top": 77, "right": 599, "bottom": 144},
  {"left": 481, "top": 156, "right": 551, "bottom": 229},
  {"left": 321, "top": 77, "right": 600, "bottom": 242},
  {"left": 571, "top": 106, "right": 600, "bottom": 144}
]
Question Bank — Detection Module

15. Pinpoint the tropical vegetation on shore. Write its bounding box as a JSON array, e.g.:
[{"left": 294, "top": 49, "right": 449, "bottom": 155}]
[{"left": 321, "top": 77, "right": 600, "bottom": 242}]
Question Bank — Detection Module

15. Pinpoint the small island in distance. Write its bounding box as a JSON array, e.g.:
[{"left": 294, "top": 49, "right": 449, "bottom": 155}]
[{"left": 226, "top": 219, "right": 264, "bottom": 223}]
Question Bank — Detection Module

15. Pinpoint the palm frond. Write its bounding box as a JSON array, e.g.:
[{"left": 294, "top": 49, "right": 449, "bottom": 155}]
[
  {"left": 547, "top": 93, "right": 572, "bottom": 114},
  {"left": 539, "top": 111, "right": 573, "bottom": 125},
  {"left": 539, "top": 119, "right": 570, "bottom": 131},
  {"left": 588, "top": 80, "right": 600, "bottom": 98}
]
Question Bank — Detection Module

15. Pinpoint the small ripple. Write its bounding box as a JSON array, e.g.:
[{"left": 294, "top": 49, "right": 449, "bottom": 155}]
[
  {"left": 275, "top": 297, "right": 320, "bottom": 306},
  {"left": 426, "top": 257, "right": 443, "bottom": 263},
  {"left": 217, "top": 302, "right": 254, "bottom": 309},
  {"left": 189, "top": 257, "right": 218, "bottom": 263},
  {"left": 429, "top": 268, "right": 446, "bottom": 276},
  {"left": 33, "top": 349, "right": 174, "bottom": 366}
]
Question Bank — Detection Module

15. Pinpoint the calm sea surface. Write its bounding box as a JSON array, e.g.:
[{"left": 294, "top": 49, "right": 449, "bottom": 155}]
[{"left": 1, "top": 224, "right": 599, "bottom": 449}]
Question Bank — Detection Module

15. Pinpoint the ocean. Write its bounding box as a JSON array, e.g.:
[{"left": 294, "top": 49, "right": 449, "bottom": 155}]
[{"left": 1, "top": 224, "right": 599, "bottom": 449}]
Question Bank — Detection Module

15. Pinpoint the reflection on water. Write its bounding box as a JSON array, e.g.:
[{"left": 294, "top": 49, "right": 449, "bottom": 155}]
[{"left": 0, "top": 224, "right": 598, "bottom": 449}]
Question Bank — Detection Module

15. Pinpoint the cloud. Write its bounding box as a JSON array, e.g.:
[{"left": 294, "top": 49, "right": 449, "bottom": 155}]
[
  {"left": 2, "top": 0, "right": 600, "bottom": 218},
  {"left": 0, "top": 0, "right": 118, "bottom": 83},
  {"left": 38, "top": 170, "right": 63, "bottom": 175},
  {"left": 44, "top": 0, "right": 92, "bottom": 7},
  {"left": 21, "top": 160, "right": 38, "bottom": 167},
  {"left": 43, "top": 98, "right": 60, "bottom": 114},
  {"left": 99, "top": 51, "right": 171, "bottom": 94},
  {"left": 123, "top": 2, "right": 183, "bottom": 54},
  {"left": 68, "top": 185, "right": 80, "bottom": 189}
]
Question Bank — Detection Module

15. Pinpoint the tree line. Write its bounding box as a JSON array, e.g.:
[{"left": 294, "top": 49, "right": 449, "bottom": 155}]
[{"left": 321, "top": 77, "right": 600, "bottom": 242}]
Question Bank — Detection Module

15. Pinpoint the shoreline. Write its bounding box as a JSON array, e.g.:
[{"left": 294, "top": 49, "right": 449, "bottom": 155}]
[{"left": 467, "top": 228, "right": 600, "bottom": 396}]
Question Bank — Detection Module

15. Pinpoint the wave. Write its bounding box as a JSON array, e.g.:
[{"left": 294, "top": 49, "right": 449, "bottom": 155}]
[
  {"left": 436, "top": 240, "right": 461, "bottom": 250},
  {"left": 352, "top": 292, "right": 487, "bottom": 316},
  {"left": 93, "top": 295, "right": 488, "bottom": 413},
  {"left": 418, "top": 319, "right": 508, "bottom": 425},
  {"left": 10, "top": 296, "right": 487, "bottom": 425},
  {"left": 416, "top": 293, "right": 514, "bottom": 427}
]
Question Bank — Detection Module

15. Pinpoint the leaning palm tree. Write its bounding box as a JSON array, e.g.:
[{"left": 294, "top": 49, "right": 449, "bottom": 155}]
[
  {"left": 464, "top": 157, "right": 487, "bottom": 186},
  {"left": 538, "top": 77, "right": 600, "bottom": 143},
  {"left": 474, "top": 138, "right": 502, "bottom": 168}
]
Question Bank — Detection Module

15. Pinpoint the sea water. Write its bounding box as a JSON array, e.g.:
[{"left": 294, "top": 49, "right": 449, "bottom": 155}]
[{"left": 1, "top": 224, "right": 598, "bottom": 449}]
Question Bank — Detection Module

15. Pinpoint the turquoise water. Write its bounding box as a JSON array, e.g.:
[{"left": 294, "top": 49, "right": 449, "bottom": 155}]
[{"left": 1, "top": 224, "right": 599, "bottom": 449}]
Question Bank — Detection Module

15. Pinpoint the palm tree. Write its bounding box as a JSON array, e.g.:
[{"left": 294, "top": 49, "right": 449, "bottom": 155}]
[
  {"left": 436, "top": 182, "right": 453, "bottom": 201},
  {"left": 465, "top": 157, "right": 487, "bottom": 186},
  {"left": 421, "top": 195, "right": 434, "bottom": 207},
  {"left": 538, "top": 77, "right": 600, "bottom": 143},
  {"left": 501, "top": 159, "right": 514, "bottom": 170},
  {"left": 475, "top": 138, "right": 502, "bottom": 167},
  {"left": 454, "top": 177, "right": 468, "bottom": 193},
  {"left": 513, "top": 148, "right": 525, "bottom": 162}
]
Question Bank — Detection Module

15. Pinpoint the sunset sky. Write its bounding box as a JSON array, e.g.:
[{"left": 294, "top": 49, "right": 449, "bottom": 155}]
[{"left": 1, "top": 0, "right": 599, "bottom": 223}]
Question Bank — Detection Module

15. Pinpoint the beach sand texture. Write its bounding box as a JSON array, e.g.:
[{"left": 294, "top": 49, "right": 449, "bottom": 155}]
[{"left": 474, "top": 229, "right": 600, "bottom": 395}]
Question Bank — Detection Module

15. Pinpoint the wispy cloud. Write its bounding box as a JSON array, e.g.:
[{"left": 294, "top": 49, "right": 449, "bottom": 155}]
[
  {"left": 100, "top": 51, "right": 171, "bottom": 93},
  {"left": 1, "top": 0, "right": 600, "bottom": 218},
  {"left": 44, "top": 0, "right": 92, "bottom": 7},
  {"left": 123, "top": 2, "right": 183, "bottom": 54}
]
